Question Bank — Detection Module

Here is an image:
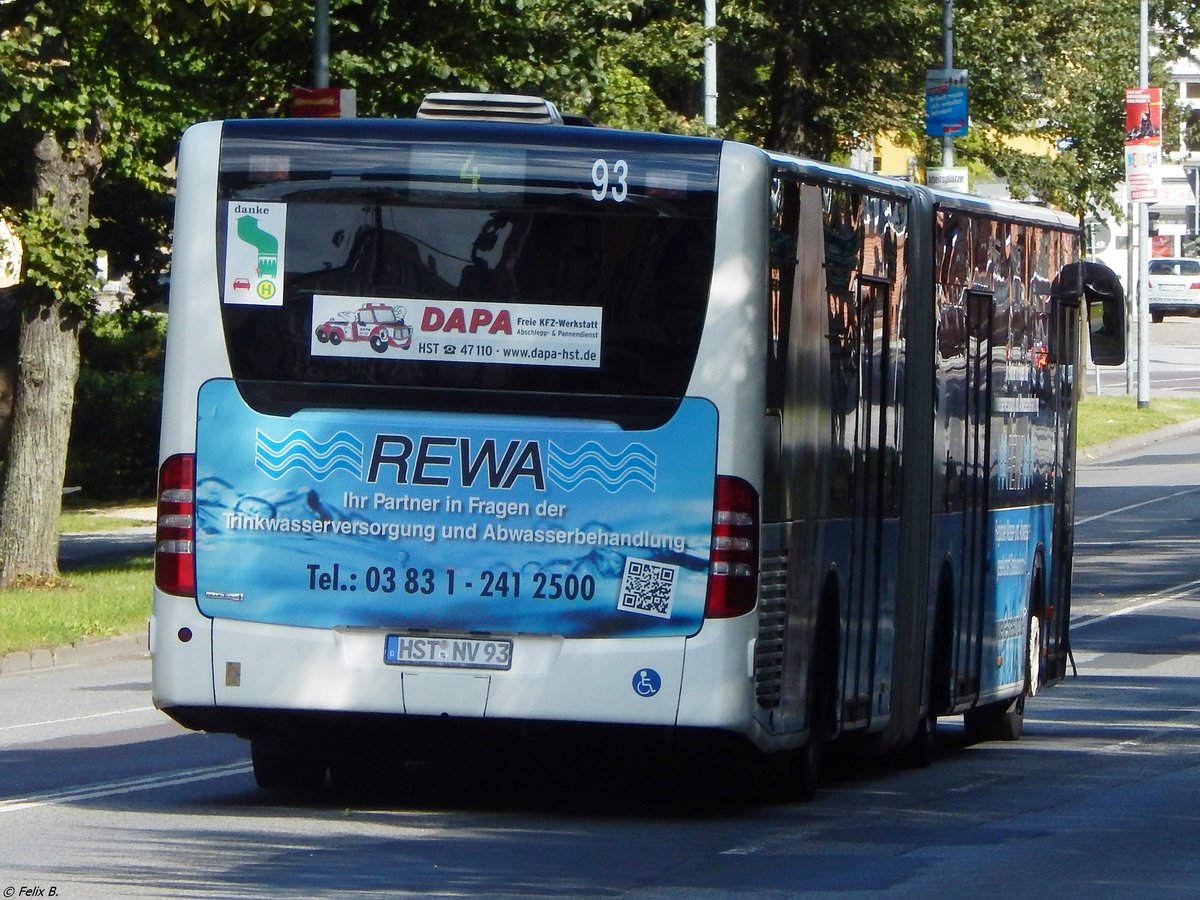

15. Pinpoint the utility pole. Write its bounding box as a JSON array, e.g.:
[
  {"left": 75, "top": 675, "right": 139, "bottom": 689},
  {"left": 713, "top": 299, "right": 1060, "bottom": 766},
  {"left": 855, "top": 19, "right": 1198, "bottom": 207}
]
[
  {"left": 1137, "top": 0, "right": 1151, "bottom": 408},
  {"left": 942, "top": 0, "right": 954, "bottom": 167},
  {"left": 314, "top": 0, "right": 330, "bottom": 89},
  {"left": 704, "top": 0, "right": 717, "bottom": 128}
]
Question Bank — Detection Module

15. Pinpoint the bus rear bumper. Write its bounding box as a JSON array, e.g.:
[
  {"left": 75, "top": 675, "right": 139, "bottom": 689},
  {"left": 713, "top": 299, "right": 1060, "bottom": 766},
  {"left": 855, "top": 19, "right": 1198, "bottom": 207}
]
[{"left": 151, "top": 604, "right": 760, "bottom": 739}]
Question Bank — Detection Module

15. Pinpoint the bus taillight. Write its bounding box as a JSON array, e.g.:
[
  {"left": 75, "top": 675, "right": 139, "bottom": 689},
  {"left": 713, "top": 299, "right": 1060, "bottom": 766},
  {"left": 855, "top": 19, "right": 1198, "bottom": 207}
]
[
  {"left": 706, "top": 475, "right": 759, "bottom": 618},
  {"left": 155, "top": 453, "right": 196, "bottom": 597}
]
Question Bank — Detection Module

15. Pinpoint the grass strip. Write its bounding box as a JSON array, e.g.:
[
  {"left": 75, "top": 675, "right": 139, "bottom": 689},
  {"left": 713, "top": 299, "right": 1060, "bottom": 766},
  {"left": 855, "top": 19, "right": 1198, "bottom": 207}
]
[
  {"left": 3, "top": 396, "right": 1200, "bottom": 658},
  {"left": 0, "top": 557, "right": 152, "bottom": 657},
  {"left": 1077, "top": 395, "right": 1200, "bottom": 449}
]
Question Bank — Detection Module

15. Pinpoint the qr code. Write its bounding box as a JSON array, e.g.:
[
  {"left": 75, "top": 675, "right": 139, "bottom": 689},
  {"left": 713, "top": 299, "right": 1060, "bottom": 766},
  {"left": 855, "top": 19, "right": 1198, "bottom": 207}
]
[{"left": 616, "top": 558, "right": 679, "bottom": 619}]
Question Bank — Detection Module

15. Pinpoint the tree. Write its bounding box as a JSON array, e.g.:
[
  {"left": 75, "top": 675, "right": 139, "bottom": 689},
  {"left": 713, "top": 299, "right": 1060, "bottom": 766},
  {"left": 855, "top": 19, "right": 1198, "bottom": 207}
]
[
  {"left": 949, "top": 0, "right": 1200, "bottom": 220},
  {"left": 0, "top": 0, "right": 273, "bottom": 587},
  {"left": 715, "top": 0, "right": 939, "bottom": 157},
  {"left": 946, "top": 0, "right": 1138, "bottom": 219},
  {"left": 3, "top": 0, "right": 1193, "bottom": 590}
]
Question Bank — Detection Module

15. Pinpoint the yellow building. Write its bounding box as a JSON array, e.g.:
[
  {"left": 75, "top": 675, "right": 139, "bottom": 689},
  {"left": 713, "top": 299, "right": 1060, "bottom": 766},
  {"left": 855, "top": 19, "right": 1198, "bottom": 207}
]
[{"left": 872, "top": 133, "right": 1056, "bottom": 186}]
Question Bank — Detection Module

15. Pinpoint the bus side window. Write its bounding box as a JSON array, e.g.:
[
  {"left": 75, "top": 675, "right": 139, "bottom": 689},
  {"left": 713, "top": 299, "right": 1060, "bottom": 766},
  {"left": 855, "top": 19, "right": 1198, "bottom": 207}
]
[
  {"left": 765, "top": 178, "right": 800, "bottom": 522},
  {"left": 767, "top": 178, "right": 800, "bottom": 408}
]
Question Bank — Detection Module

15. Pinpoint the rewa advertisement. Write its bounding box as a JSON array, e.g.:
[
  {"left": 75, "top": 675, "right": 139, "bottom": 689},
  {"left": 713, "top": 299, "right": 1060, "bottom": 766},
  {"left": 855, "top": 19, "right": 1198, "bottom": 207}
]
[{"left": 193, "top": 379, "right": 717, "bottom": 637}]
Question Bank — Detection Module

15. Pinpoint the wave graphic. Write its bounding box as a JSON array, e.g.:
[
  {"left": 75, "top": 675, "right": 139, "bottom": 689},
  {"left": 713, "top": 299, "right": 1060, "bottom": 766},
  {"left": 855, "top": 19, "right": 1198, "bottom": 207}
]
[
  {"left": 255, "top": 429, "right": 364, "bottom": 481},
  {"left": 547, "top": 440, "right": 657, "bottom": 493}
]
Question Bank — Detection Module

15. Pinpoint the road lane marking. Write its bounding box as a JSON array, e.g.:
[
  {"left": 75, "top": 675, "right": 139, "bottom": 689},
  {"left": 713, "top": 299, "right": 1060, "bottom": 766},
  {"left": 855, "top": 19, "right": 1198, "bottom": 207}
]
[
  {"left": 0, "top": 706, "right": 155, "bottom": 734},
  {"left": 1074, "top": 486, "right": 1200, "bottom": 525},
  {"left": 0, "top": 762, "right": 253, "bottom": 814},
  {"left": 1071, "top": 578, "right": 1200, "bottom": 631}
]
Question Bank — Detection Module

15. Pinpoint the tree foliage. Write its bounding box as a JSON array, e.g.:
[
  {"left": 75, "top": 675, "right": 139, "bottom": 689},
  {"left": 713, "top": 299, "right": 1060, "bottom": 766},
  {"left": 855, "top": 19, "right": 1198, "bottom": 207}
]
[
  {"left": 1, "top": 0, "right": 1197, "bottom": 584},
  {"left": 0, "top": 0, "right": 274, "bottom": 585}
]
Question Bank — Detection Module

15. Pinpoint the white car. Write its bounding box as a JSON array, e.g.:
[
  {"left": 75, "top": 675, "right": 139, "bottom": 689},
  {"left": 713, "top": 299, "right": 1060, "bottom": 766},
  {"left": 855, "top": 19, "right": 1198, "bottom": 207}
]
[{"left": 1148, "top": 257, "right": 1200, "bottom": 322}]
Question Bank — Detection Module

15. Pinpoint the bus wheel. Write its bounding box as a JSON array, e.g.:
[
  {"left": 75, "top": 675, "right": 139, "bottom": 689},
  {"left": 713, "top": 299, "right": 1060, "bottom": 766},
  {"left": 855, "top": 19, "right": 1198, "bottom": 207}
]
[
  {"left": 963, "top": 694, "right": 1024, "bottom": 743},
  {"left": 790, "top": 737, "right": 821, "bottom": 801},
  {"left": 905, "top": 588, "right": 951, "bottom": 768},
  {"left": 902, "top": 705, "right": 937, "bottom": 768},
  {"left": 963, "top": 607, "right": 1039, "bottom": 743},
  {"left": 250, "top": 739, "right": 327, "bottom": 790},
  {"left": 764, "top": 739, "right": 820, "bottom": 803},
  {"left": 1027, "top": 612, "right": 1042, "bottom": 698},
  {"left": 329, "top": 753, "right": 406, "bottom": 795}
]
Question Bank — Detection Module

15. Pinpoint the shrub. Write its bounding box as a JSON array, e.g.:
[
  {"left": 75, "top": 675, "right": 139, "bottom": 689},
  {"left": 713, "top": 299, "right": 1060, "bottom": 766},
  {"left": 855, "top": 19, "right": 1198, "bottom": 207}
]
[{"left": 66, "top": 311, "right": 165, "bottom": 500}]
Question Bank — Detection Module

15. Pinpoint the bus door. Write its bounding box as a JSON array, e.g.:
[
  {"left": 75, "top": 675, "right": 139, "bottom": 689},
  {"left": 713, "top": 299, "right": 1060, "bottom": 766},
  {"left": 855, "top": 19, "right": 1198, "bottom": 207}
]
[
  {"left": 844, "top": 275, "right": 898, "bottom": 725},
  {"left": 1047, "top": 272, "right": 1081, "bottom": 680},
  {"left": 959, "top": 288, "right": 994, "bottom": 699},
  {"left": 758, "top": 176, "right": 827, "bottom": 736}
]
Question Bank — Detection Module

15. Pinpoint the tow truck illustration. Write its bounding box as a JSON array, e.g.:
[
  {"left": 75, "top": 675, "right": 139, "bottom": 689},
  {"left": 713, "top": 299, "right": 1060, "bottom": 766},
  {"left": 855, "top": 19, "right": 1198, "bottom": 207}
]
[{"left": 314, "top": 302, "right": 413, "bottom": 353}]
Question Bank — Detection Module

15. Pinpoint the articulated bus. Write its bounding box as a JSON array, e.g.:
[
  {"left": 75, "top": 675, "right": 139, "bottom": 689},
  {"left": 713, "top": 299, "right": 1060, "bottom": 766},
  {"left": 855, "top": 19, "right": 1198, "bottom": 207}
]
[{"left": 152, "top": 93, "right": 1126, "bottom": 797}]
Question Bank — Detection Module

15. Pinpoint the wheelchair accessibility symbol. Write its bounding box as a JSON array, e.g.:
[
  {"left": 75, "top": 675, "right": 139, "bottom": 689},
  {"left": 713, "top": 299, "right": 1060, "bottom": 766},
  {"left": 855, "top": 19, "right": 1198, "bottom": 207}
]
[{"left": 632, "top": 668, "right": 662, "bottom": 698}]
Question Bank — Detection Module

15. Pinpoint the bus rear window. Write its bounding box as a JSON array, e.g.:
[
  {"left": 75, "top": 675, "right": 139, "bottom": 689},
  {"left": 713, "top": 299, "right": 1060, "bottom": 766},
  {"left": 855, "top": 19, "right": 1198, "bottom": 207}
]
[{"left": 215, "top": 120, "right": 720, "bottom": 418}]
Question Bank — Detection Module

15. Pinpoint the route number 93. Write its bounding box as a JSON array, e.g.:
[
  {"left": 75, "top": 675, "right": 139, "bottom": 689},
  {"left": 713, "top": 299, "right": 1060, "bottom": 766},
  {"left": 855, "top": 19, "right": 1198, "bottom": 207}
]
[{"left": 591, "top": 158, "right": 629, "bottom": 202}]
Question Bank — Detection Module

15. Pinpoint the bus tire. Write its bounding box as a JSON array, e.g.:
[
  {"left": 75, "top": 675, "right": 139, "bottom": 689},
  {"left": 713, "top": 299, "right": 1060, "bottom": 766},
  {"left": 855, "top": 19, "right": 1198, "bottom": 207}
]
[
  {"left": 251, "top": 739, "right": 327, "bottom": 790},
  {"left": 780, "top": 588, "right": 839, "bottom": 800},
  {"left": 329, "top": 753, "right": 406, "bottom": 795},
  {"left": 772, "top": 739, "right": 820, "bottom": 803},
  {"left": 903, "top": 704, "right": 937, "bottom": 768},
  {"left": 963, "top": 694, "right": 1024, "bottom": 743},
  {"left": 963, "top": 603, "right": 1041, "bottom": 742},
  {"left": 903, "top": 582, "right": 952, "bottom": 768}
]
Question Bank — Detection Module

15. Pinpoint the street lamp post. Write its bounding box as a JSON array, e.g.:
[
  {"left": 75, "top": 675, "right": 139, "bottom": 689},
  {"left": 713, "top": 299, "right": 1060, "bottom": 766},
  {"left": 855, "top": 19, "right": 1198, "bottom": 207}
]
[
  {"left": 704, "top": 0, "right": 717, "bottom": 128},
  {"left": 314, "top": 0, "right": 330, "bottom": 89},
  {"left": 942, "top": 0, "right": 954, "bottom": 167},
  {"left": 1137, "top": 0, "right": 1151, "bottom": 408}
]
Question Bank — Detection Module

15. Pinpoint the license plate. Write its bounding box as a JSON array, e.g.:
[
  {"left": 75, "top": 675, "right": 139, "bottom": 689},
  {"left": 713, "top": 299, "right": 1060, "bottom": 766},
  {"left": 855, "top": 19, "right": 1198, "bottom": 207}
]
[{"left": 384, "top": 634, "right": 513, "bottom": 670}]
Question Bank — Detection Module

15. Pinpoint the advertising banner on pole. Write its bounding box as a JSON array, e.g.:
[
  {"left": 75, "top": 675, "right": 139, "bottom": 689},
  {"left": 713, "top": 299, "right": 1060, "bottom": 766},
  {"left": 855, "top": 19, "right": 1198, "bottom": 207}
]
[
  {"left": 1125, "top": 87, "right": 1162, "bottom": 203},
  {"left": 925, "top": 69, "right": 969, "bottom": 138}
]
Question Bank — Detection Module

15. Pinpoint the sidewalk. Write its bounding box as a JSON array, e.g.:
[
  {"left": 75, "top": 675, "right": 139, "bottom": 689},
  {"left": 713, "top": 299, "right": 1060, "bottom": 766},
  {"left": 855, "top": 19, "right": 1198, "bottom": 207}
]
[{"left": 5, "top": 413, "right": 1199, "bottom": 679}]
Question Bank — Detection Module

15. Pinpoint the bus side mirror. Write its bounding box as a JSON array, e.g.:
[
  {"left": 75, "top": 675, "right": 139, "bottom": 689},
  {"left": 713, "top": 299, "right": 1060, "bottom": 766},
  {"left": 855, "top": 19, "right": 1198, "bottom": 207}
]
[
  {"left": 1082, "top": 262, "right": 1126, "bottom": 367},
  {"left": 1048, "top": 261, "right": 1126, "bottom": 367}
]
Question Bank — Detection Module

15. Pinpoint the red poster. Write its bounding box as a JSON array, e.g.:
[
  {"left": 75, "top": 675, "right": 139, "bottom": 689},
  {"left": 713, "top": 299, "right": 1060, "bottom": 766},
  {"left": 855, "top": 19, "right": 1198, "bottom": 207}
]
[{"left": 1125, "top": 88, "right": 1162, "bottom": 146}]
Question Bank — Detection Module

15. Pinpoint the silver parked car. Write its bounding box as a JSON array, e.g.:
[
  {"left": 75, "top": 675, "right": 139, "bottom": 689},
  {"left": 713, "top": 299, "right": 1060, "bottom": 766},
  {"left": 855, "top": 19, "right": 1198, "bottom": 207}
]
[{"left": 1148, "top": 257, "right": 1200, "bottom": 322}]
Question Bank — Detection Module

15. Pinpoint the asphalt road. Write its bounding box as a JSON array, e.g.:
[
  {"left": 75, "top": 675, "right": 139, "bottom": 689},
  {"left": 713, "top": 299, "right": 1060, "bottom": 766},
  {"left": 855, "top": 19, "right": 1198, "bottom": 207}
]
[
  {"left": 57, "top": 526, "right": 154, "bottom": 571},
  {"left": 1092, "top": 315, "right": 1200, "bottom": 397},
  {"left": 4, "top": 430, "right": 1200, "bottom": 897}
]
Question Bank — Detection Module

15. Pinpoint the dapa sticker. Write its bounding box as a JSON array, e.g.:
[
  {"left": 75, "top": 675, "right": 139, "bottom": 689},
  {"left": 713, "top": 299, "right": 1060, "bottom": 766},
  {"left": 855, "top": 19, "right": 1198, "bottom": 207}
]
[
  {"left": 224, "top": 202, "right": 287, "bottom": 306},
  {"left": 310, "top": 294, "right": 602, "bottom": 368}
]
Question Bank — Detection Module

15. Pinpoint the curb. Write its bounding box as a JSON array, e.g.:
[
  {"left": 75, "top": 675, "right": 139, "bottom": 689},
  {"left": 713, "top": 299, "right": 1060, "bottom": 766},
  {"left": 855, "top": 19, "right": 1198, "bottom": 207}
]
[
  {"left": 0, "top": 510, "right": 156, "bottom": 676},
  {"left": 1078, "top": 416, "right": 1200, "bottom": 463},
  {"left": 0, "top": 629, "right": 149, "bottom": 677},
  {"left": 6, "top": 420, "right": 1197, "bottom": 679}
]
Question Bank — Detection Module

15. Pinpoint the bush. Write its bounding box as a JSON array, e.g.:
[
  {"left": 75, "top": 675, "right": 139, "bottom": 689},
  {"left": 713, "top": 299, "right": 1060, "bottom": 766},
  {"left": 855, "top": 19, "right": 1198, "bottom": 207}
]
[
  {"left": 66, "top": 311, "right": 165, "bottom": 500},
  {"left": 80, "top": 309, "right": 166, "bottom": 374}
]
